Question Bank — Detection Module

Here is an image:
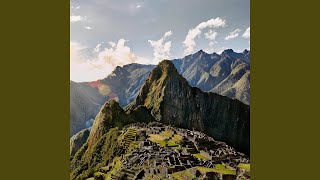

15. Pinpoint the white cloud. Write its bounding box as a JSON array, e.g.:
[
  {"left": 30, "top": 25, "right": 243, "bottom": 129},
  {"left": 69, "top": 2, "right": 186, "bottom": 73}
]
[
  {"left": 148, "top": 31, "right": 172, "bottom": 64},
  {"left": 84, "top": 26, "right": 93, "bottom": 30},
  {"left": 225, "top": 29, "right": 241, "bottom": 40},
  {"left": 71, "top": 6, "right": 80, "bottom": 10},
  {"left": 242, "top": 27, "right": 250, "bottom": 39},
  {"left": 204, "top": 30, "right": 218, "bottom": 40},
  {"left": 94, "top": 43, "right": 102, "bottom": 53},
  {"left": 108, "top": 42, "right": 116, "bottom": 48},
  {"left": 204, "top": 30, "right": 218, "bottom": 53},
  {"left": 183, "top": 17, "right": 226, "bottom": 55},
  {"left": 70, "top": 15, "right": 83, "bottom": 23},
  {"left": 70, "top": 39, "right": 149, "bottom": 82},
  {"left": 204, "top": 45, "right": 225, "bottom": 54},
  {"left": 136, "top": 4, "right": 141, "bottom": 8}
]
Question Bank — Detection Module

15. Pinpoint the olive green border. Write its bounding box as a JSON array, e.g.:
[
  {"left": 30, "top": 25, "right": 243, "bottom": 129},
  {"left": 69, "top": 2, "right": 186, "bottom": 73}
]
[
  {"left": 251, "top": 0, "right": 320, "bottom": 179},
  {"left": 1, "top": 0, "right": 70, "bottom": 179},
  {"left": 1, "top": 0, "right": 320, "bottom": 179}
]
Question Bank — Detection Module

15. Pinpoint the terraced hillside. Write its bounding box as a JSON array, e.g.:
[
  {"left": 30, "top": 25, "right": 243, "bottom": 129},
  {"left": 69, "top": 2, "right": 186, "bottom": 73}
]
[{"left": 71, "top": 123, "right": 250, "bottom": 180}]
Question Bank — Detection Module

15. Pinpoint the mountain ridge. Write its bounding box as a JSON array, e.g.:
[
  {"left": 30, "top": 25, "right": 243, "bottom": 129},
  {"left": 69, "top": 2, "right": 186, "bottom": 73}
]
[
  {"left": 128, "top": 60, "right": 250, "bottom": 154},
  {"left": 70, "top": 60, "right": 250, "bottom": 180},
  {"left": 70, "top": 49, "right": 250, "bottom": 136}
]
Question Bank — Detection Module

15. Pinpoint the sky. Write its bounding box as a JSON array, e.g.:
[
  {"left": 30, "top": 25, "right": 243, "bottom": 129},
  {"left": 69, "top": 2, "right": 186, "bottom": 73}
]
[{"left": 70, "top": 0, "right": 250, "bottom": 82}]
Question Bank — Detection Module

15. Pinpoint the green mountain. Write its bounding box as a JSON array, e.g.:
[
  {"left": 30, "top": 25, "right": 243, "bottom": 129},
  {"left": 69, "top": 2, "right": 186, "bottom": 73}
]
[
  {"left": 70, "top": 60, "right": 250, "bottom": 180},
  {"left": 70, "top": 50, "right": 250, "bottom": 137},
  {"left": 128, "top": 60, "right": 250, "bottom": 155}
]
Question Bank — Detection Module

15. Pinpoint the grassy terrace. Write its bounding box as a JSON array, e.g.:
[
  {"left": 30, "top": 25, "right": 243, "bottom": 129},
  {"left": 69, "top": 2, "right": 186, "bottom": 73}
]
[
  {"left": 171, "top": 168, "right": 194, "bottom": 180},
  {"left": 238, "top": 163, "right": 250, "bottom": 171},
  {"left": 170, "top": 165, "right": 236, "bottom": 180},
  {"left": 193, "top": 153, "right": 210, "bottom": 161},
  {"left": 196, "top": 166, "right": 236, "bottom": 175},
  {"left": 148, "top": 130, "right": 184, "bottom": 148},
  {"left": 161, "top": 130, "right": 173, "bottom": 138},
  {"left": 148, "top": 134, "right": 167, "bottom": 147},
  {"left": 172, "top": 134, "right": 183, "bottom": 142}
]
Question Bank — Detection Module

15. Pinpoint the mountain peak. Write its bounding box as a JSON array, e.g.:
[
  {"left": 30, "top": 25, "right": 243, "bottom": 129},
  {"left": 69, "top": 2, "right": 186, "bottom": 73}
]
[
  {"left": 130, "top": 59, "right": 250, "bottom": 154},
  {"left": 222, "top": 49, "right": 235, "bottom": 54},
  {"left": 157, "top": 60, "right": 177, "bottom": 72},
  {"left": 197, "top": 49, "right": 205, "bottom": 53},
  {"left": 87, "top": 99, "right": 131, "bottom": 149},
  {"left": 145, "top": 60, "right": 180, "bottom": 83}
]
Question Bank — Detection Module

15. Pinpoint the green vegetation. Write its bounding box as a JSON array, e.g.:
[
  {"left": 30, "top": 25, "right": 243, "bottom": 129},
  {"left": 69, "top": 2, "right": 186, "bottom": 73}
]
[
  {"left": 104, "top": 157, "right": 123, "bottom": 179},
  {"left": 171, "top": 145, "right": 183, "bottom": 150},
  {"left": 197, "top": 166, "right": 236, "bottom": 175},
  {"left": 71, "top": 125, "right": 248, "bottom": 180},
  {"left": 193, "top": 153, "right": 210, "bottom": 161},
  {"left": 70, "top": 128, "right": 122, "bottom": 180},
  {"left": 148, "top": 134, "right": 167, "bottom": 147},
  {"left": 172, "top": 134, "right": 183, "bottom": 142},
  {"left": 161, "top": 130, "right": 173, "bottom": 138},
  {"left": 148, "top": 131, "right": 183, "bottom": 148},
  {"left": 171, "top": 168, "right": 194, "bottom": 180},
  {"left": 215, "top": 164, "right": 226, "bottom": 169},
  {"left": 238, "top": 163, "right": 250, "bottom": 171},
  {"left": 167, "top": 140, "right": 178, "bottom": 147},
  {"left": 171, "top": 172, "right": 184, "bottom": 180}
]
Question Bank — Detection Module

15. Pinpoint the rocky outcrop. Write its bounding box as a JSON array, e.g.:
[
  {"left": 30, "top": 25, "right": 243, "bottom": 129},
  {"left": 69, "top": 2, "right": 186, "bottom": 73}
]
[{"left": 129, "top": 60, "right": 250, "bottom": 154}]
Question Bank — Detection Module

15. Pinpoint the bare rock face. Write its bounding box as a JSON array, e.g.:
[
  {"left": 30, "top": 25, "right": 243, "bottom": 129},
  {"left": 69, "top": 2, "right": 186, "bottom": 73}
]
[{"left": 129, "top": 60, "right": 250, "bottom": 154}]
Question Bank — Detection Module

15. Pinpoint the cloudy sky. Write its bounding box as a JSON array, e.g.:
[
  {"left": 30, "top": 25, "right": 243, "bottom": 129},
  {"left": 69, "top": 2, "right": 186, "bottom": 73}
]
[{"left": 71, "top": 0, "right": 250, "bottom": 82}]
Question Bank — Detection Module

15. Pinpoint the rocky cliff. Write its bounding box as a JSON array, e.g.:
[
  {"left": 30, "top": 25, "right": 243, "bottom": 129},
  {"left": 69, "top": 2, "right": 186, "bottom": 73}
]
[{"left": 129, "top": 60, "right": 250, "bottom": 154}]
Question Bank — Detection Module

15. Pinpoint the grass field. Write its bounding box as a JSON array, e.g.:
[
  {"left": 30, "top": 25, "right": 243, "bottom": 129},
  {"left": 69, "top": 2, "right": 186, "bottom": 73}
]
[
  {"left": 196, "top": 166, "right": 236, "bottom": 175},
  {"left": 238, "top": 163, "right": 250, "bottom": 171},
  {"left": 193, "top": 153, "right": 210, "bottom": 161},
  {"left": 148, "top": 134, "right": 167, "bottom": 147},
  {"left": 161, "top": 130, "right": 173, "bottom": 138},
  {"left": 172, "top": 134, "right": 183, "bottom": 142},
  {"left": 171, "top": 169, "right": 194, "bottom": 180}
]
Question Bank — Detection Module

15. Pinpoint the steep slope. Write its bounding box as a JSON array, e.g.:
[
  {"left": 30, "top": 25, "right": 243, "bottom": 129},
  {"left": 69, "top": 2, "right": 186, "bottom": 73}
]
[
  {"left": 211, "top": 61, "right": 250, "bottom": 104},
  {"left": 70, "top": 81, "right": 108, "bottom": 136},
  {"left": 172, "top": 50, "right": 221, "bottom": 91},
  {"left": 129, "top": 60, "right": 250, "bottom": 154},
  {"left": 70, "top": 128, "right": 90, "bottom": 157},
  {"left": 70, "top": 50, "right": 250, "bottom": 136},
  {"left": 221, "top": 49, "right": 250, "bottom": 63},
  {"left": 87, "top": 99, "right": 133, "bottom": 150},
  {"left": 220, "top": 71, "right": 250, "bottom": 105},
  {"left": 70, "top": 61, "right": 250, "bottom": 179},
  {"left": 172, "top": 49, "right": 250, "bottom": 104},
  {"left": 99, "top": 63, "right": 155, "bottom": 106},
  {"left": 70, "top": 100, "right": 132, "bottom": 180},
  {"left": 70, "top": 64, "right": 154, "bottom": 136}
]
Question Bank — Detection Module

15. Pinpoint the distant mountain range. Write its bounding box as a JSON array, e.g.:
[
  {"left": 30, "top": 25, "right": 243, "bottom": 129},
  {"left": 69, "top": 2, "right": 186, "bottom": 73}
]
[{"left": 70, "top": 49, "right": 250, "bottom": 136}]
